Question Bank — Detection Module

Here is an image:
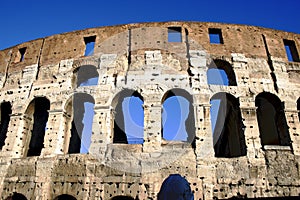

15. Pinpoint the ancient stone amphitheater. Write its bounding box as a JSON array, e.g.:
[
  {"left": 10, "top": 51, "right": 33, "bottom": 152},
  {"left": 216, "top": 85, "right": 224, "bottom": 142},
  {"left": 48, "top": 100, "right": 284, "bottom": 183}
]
[{"left": 0, "top": 21, "right": 299, "bottom": 200}]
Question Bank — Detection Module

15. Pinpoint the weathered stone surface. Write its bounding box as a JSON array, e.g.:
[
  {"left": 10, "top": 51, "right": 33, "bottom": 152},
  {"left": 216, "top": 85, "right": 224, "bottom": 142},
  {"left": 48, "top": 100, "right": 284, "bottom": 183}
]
[{"left": 0, "top": 21, "right": 299, "bottom": 199}]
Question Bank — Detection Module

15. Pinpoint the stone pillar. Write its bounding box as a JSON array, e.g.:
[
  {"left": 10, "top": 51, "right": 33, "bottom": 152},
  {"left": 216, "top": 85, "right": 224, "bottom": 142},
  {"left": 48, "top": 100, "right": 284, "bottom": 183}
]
[
  {"left": 41, "top": 109, "right": 66, "bottom": 156},
  {"left": 239, "top": 96, "right": 265, "bottom": 160},
  {"left": 195, "top": 103, "right": 214, "bottom": 159},
  {"left": 195, "top": 102, "right": 216, "bottom": 192},
  {"left": 285, "top": 110, "right": 300, "bottom": 155},
  {"left": 240, "top": 106, "right": 264, "bottom": 159},
  {"left": 240, "top": 99, "right": 267, "bottom": 183},
  {"left": 143, "top": 99, "right": 162, "bottom": 152},
  {"left": 89, "top": 106, "right": 111, "bottom": 161},
  {"left": 3, "top": 113, "right": 32, "bottom": 158},
  {"left": 35, "top": 157, "right": 55, "bottom": 199}
]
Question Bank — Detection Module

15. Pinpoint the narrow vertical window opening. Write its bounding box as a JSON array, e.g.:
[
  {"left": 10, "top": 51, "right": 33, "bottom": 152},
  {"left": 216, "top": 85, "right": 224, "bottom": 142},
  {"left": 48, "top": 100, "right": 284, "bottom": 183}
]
[
  {"left": 0, "top": 102, "right": 12, "bottom": 150},
  {"left": 27, "top": 97, "right": 50, "bottom": 157},
  {"left": 168, "top": 27, "right": 182, "bottom": 42},
  {"left": 84, "top": 36, "right": 96, "bottom": 56},
  {"left": 209, "top": 28, "right": 223, "bottom": 44},
  {"left": 19, "top": 47, "right": 27, "bottom": 62},
  {"left": 284, "top": 39, "right": 299, "bottom": 62}
]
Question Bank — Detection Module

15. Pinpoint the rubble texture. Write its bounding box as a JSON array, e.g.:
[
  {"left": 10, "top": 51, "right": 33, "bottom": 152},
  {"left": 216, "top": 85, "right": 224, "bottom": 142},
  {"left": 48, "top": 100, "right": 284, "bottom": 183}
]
[{"left": 0, "top": 22, "right": 299, "bottom": 199}]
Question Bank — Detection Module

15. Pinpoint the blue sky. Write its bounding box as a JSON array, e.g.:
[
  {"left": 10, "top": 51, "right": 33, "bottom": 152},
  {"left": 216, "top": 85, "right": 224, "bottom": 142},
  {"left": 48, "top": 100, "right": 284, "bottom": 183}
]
[{"left": 0, "top": 0, "right": 300, "bottom": 50}]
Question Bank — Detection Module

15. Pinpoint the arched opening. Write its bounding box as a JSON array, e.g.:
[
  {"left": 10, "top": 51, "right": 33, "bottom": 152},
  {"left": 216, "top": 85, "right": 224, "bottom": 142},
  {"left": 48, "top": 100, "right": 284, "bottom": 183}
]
[
  {"left": 25, "top": 97, "right": 50, "bottom": 157},
  {"left": 54, "top": 194, "right": 77, "bottom": 200},
  {"left": 161, "top": 89, "right": 195, "bottom": 145},
  {"left": 5, "top": 193, "right": 28, "bottom": 200},
  {"left": 158, "top": 174, "right": 194, "bottom": 200},
  {"left": 207, "top": 59, "right": 237, "bottom": 86},
  {"left": 210, "top": 93, "right": 246, "bottom": 157},
  {"left": 110, "top": 196, "right": 135, "bottom": 200},
  {"left": 112, "top": 89, "right": 144, "bottom": 144},
  {"left": 0, "top": 101, "right": 12, "bottom": 150},
  {"left": 297, "top": 97, "right": 300, "bottom": 121},
  {"left": 73, "top": 65, "right": 99, "bottom": 87},
  {"left": 65, "top": 93, "right": 95, "bottom": 154},
  {"left": 255, "top": 92, "right": 291, "bottom": 146}
]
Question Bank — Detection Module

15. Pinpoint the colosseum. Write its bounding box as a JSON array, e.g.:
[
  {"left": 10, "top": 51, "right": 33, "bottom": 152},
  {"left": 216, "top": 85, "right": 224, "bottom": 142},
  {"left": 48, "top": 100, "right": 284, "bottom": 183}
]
[{"left": 0, "top": 21, "right": 299, "bottom": 200}]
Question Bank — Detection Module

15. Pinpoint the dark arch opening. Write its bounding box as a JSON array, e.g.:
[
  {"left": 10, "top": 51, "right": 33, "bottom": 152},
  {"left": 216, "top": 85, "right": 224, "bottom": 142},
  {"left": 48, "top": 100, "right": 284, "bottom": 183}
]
[
  {"left": 255, "top": 92, "right": 291, "bottom": 146},
  {"left": 26, "top": 97, "right": 50, "bottom": 156},
  {"left": 207, "top": 59, "right": 237, "bottom": 86},
  {"left": 66, "top": 93, "right": 95, "bottom": 154},
  {"left": 0, "top": 101, "right": 12, "bottom": 150},
  {"left": 5, "top": 193, "right": 28, "bottom": 200},
  {"left": 73, "top": 65, "right": 99, "bottom": 87},
  {"left": 161, "top": 89, "right": 195, "bottom": 146},
  {"left": 158, "top": 174, "right": 194, "bottom": 200},
  {"left": 113, "top": 89, "right": 144, "bottom": 144},
  {"left": 54, "top": 194, "right": 77, "bottom": 200},
  {"left": 210, "top": 92, "right": 246, "bottom": 157},
  {"left": 110, "top": 196, "right": 135, "bottom": 200}
]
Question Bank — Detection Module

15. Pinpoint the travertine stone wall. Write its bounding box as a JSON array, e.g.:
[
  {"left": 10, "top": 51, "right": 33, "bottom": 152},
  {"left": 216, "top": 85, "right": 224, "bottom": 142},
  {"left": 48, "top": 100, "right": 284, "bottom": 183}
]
[{"left": 0, "top": 21, "right": 299, "bottom": 200}]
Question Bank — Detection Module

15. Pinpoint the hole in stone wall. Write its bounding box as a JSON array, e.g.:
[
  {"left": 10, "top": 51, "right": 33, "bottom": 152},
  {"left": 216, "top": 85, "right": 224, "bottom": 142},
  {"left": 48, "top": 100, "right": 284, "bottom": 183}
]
[
  {"left": 283, "top": 39, "right": 300, "bottom": 62},
  {"left": 54, "top": 194, "right": 77, "bottom": 200},
  {"left": 158, "top": 174, "right": 194, "bottom": 200},
  {"left": 18, "top": 47, "right": 27, "bottom": 62},
  {"left": 73, "top": 65, "right": 99, "bottom": 87},
  {"left": 84, "top": 36, "right": 96, "bottom": 56},
  {"left": 207, "top": 59, "right": 237, "bottom": 86},
  {"left": 0, "top": 102, "right": 12, "bottom": 150},
  {"left": 207, "top": 68, "right": 228, "bottom": 86},
  {"left": 26, "top": 97, "right": 50, "bottom": 157},
  {"left": 168, "top": 27, "right": 182, "bottom": 42},
  {"left": 5, "top": 193, "right": 28, "bottom": 200},
  {"left": 161, "top": 89, "right": 195, "bottom": 146},
  {"left": 112, "top": 90, "right": 144, "bottom": 144},
  {"left": 255, "top": 92, "right": 291, "bottom": 146},
  {"left": 210, "top": 92, "right": 246, "bottom": 158},
  {"left": 66, "top": 93, "right": 95, "bottom": 154},
  {"left": 209, "top": 28, "right": 223, "bottom": 44}
]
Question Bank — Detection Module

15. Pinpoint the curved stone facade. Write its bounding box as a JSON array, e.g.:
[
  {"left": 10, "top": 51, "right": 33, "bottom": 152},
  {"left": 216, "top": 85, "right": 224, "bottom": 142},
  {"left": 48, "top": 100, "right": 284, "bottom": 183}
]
[{"left": 0, "top": 21, "right": 299, "bottom": 199}]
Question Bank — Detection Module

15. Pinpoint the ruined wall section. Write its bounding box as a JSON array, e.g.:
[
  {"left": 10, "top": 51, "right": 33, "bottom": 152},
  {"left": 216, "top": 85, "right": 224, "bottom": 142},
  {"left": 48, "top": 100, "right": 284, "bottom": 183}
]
[{"left": 0, "top": 22, "right": 299, "bottom": 199}]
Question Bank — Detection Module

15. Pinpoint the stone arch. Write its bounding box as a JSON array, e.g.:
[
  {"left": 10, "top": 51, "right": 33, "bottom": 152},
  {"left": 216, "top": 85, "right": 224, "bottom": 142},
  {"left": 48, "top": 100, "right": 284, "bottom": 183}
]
[
  {"left": 53, "top": 194, "right": 77, "bottom": 200},
  {"left": 207, "top": 59, "right": 237, "bottom": 86},
  {"left": 255, "top": 92, "right": 291, "bottom": 146},
  {"left": 0, "top": 101, "right": 12, "bottom": 150},
  {"left": 72, "top": 65, "right": 99, "bottom": 87},
  {"left": 161, "top": 88, "right": 195, "bottom": 146},
  {"left": 158, "top": 174, "right": 194, "bottom": 200},
  {"left": 24, "top": 97, "right": 50, "bottom": 156},
  {"left": 5, "top": 192, "right": 28, "bottom": 200},
  {"left": 110, "top": 196, "right": 135, "bottom": 200},
  {"left": 64, "top": 93, "right": 95, "bottom": 154},
  {"left": 210, "top": 92, "right": 246, "bottom": 157},
  {"left": 112, "top": 89, "right": 144, "bottom": 144}
]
